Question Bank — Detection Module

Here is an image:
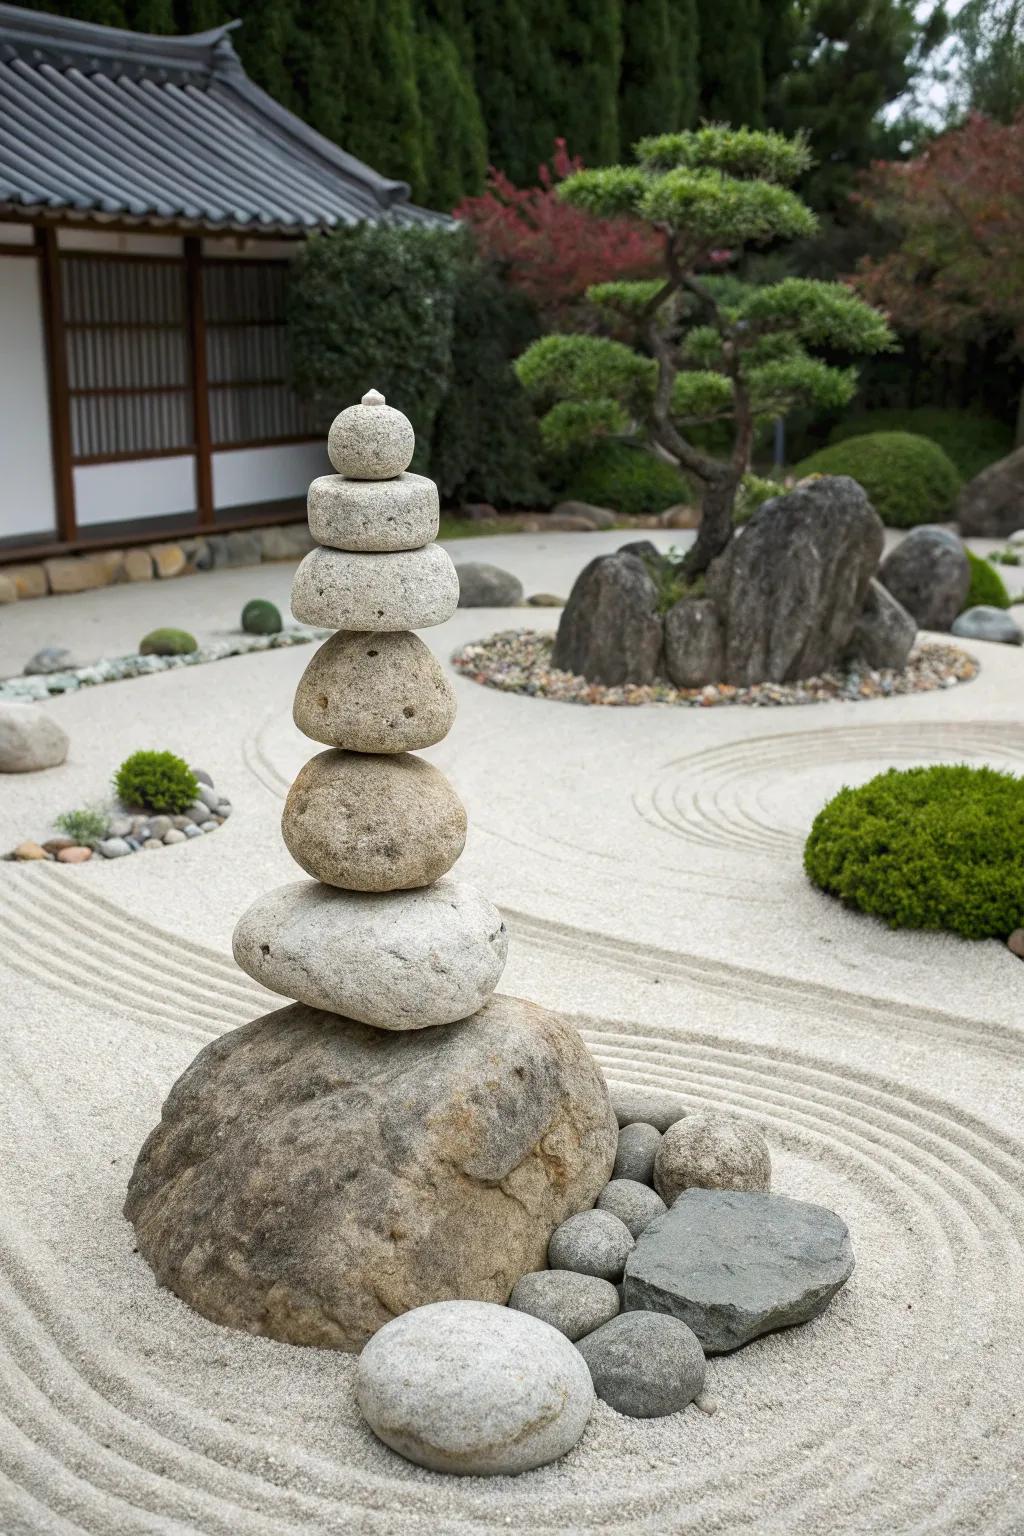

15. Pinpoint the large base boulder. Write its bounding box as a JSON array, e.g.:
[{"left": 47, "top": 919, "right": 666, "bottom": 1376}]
[
  {"left": 706, "top": 476, "right": 884, "bottom": 684},
  {"left": 878, "top": 526, "right": 970, "bottom": 631},
  {"left": 124, "top": 995, "right": 617, "bottom": 1352},
  {"left": 552, "top": 551, "right": 662, "bottom": 684},
  {"left": 957, "top": 447, "right": 1024, "bottom": 538}
]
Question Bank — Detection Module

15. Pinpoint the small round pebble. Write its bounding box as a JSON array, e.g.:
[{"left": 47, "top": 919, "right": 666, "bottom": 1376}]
[
  {"left": 575, "top": 1311, "right": 706, "bottom": 1419},
  {"left": 613, "top": 1121, "right": 662, "bottom": 1183},
  {"left": 97, "top": 837, "right": 131, "bottom": 859},
  {"left": 183, "top": 825, "right": 202, "bottom": 839},
  {"left": 142, "top": 838, "right": 164, "bottom": 850},
  {"left": 328, "top": 390, "right": 415, "bottom": 480},
  {"left": 548, "top": 1209, "right": 635, "bottom": 1281},
  {"left": 355, "top": 1300, "right": 594, "bottom": 1475},
  {"left": 192, "top": 768, "right": 214, "bottom": 787},
  {"left": 163, "top": 828, "right": 187, "bottom": 844},
  {"left": 508, "top": 1270, "right": 619, "bottom": 1341},
  {"left": 199, "top": 820, "right": 218, "bottom": 833},
  {"left": 597, "top": 1179, "right": 667, "bottom": 1238},
  {"left": 56, "top": 846, "right": 91, "bottom": 863},
  {"left": 147, "top": 815, "right": 172, "bottom": 838},
  {"left": 655, "top": 1111, "right": 771, "bottom": 1205}
]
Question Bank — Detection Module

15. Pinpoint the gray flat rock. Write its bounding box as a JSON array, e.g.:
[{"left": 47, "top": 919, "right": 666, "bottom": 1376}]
[
  {"left": 508, "top": 1269, "right": 619, "bottom": 1341},
  {"left": 624, "top": 1188, "right": 855, "bottom": 1353},
  {"left": 576, "top": 1310, "right": 705, "bottom": 1418}
]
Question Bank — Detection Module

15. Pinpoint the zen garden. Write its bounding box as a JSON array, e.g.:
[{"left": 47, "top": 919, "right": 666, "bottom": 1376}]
[{"left": 2, "top": 3, "right": 1024, "bottom": 1534}]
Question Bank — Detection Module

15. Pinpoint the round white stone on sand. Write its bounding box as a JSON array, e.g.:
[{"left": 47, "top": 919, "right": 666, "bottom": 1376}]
[
  {"left": 328, "top": 392, "right": 415, "bottom": 480},
  {"left": 355, "top": 1300, "right": 594, "bottom": 1475},
  {"left": 232, "top": 877, "right": 508, "bottom": 1028},
  {"left": 307, "top": 472, "right": 439, "bottom": 552},
  {"left": 291, "top": 545, "right": 459, "bottom": 631}
]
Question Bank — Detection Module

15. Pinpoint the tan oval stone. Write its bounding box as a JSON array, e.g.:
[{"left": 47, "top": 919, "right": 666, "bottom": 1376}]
[
  {"left": 282, "top": 749, "right": 466, "bottom": 891},
  {"left": 293, "top": 630, "right": 456, "bottom": 752},
  {"left": 123, "top": 549, "right": 154, "bottom": 582},
  {"left": 307, "top": 472, "right": 439, "bottom": 552},
  {"left": 5, "top": 564, "right": 48, "bottom": 598},
  {"left": 290, "top": 544, "right": 459, "bottom": 631}
]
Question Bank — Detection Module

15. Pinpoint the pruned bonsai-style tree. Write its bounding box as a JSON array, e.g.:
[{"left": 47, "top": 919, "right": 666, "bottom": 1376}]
[{"left": 515, "top": 126, "right": 895, "bottom": 576}]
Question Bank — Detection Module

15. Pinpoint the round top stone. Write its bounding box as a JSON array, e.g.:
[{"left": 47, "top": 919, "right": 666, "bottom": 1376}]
[{"left": 328, "top": 389, "right": 415, "bottom": 480}]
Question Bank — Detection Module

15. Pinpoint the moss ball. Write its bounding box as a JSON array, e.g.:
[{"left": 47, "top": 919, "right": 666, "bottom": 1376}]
[
  {"left": 114, "top": 750, "right": 199, "bottom": 814},
  {"left": 139, "top": 628, "right": 198, "bottom": 657},
  {"left": 804, "top": 764, "right": 1024, "bottom": 940},
  {"left": 794, "top": 432, "right": 961, "bottom": 528},
  {"left": 241, "top": 599, "right": 283, "bottom": 635},
  {"left": 962, "top": 549, "right": 1011, "bottom": 613}
]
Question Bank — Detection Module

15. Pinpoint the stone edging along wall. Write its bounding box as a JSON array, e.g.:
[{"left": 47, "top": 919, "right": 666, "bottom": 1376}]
[{"left": 0, "top": 523, "right": 316, "bottom": 605}]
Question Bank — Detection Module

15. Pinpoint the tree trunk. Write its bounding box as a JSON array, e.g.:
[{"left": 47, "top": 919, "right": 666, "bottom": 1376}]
[
  {"left": 1016, "top": 379, "right": 1024, "bottom": 448},
  {"left": 682, "top": 475, "right": 741, "bottom": 577}
]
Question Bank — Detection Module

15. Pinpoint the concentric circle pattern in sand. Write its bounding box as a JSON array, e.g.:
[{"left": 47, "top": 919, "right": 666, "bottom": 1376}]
[
  {"left": 633, "top": 719, "right": 1024, "bottom": 854},
  {"left": 2, "top": 865, "right": 1023, "bottom": 1535}
]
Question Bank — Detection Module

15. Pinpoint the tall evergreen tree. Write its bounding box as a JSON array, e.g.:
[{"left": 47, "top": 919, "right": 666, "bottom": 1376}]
[
  {"left": 414, "top": 19, "right": 488, "bottom": 208},
  {"left": 463, "top": 0, "right": 542, "bottom": 184},
  {"left": 696, "top": 0, "right": 764, "bottom": 126},
  {"left": 544, "top": 0, "right": 623, "bottom": 165},
  {"left": 619, "top": 0, "right": 683, "bottom": 152}
]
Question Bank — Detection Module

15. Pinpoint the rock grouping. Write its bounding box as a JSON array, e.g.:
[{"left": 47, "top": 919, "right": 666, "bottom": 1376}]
[{"left": 124, "top": 393, "right": 617, "bottom": 1436}]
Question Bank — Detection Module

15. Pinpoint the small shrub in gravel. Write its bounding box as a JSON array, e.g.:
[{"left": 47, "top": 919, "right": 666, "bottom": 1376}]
[
  {"left": 805, "top": 764, "right": 1024, "bottom": 939},
  {"left": 114, "top": 751, "right": 199, "bottom": 814},
  {"left": 138, "top": 628, "right": 198, "bottom": 656},
  {"left": 54, "top": 807, "right": 108, "bottom": 848}
]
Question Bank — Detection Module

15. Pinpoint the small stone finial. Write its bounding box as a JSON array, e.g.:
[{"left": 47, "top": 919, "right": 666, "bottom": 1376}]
[
  {"left": 328, "top": 390, "right": 414, "bottom": 480},
  {"left": 362, "top": 388, "right": 386, "bottom": 407}
]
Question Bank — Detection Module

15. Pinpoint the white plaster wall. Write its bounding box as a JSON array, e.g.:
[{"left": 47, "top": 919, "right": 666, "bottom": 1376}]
[
  {"left": 0, "top": 223, "right": 34, "bottom": 246},
  {"left": 0, "top": 255, "right": 57, "bottom": 540},
  {"left": 212, "top": 440, "right": 328, "bottom": 509},
  {"left": 73, "top": 455, "right": 196, "bottom": 528},
  {"left": 202, "top": 237, "right": 301, "bottom": 261},
  {"left": 57, "top": 229, "right": 184, "bottom": 257}
]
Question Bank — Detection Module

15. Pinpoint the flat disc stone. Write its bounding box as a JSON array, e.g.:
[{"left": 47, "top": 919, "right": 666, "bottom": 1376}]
[
  {"left": 307, "top": 472, "right": 439, "bottom": 552},
  {"left": 281, "top": 748, "right": 467, "bottom": 891},
  {"left": 232, "top": 877, "right": 507, "bottom": 1028},
  {"left": 292, "top": 630, "right": 456, "bottom": 753},
  {"left": 624, "top": 1188, "right": 855, "bottom": 1353},
  {"left": 290, "top": 544, "right": 459, "bottom": 631}
]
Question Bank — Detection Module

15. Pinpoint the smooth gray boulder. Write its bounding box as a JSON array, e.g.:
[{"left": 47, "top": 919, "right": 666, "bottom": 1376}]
[
  {"left": 455, "top": 562, "right": 524, "bottom": 607},
  {"left": 356, "top": 1300, "right": 594, "bottom": 1474},
  {"left": 664, "top": 597, "right": 725, "bottom": 687},
  {"left": 612, "top": 1122, "right": 662, "bottom": 1184},
  {"left": 576, "top": 1311, "right": 705, "bottom": 1418},
  {"left": 290, "top": 544, "right": 459, "bottom": 631},
  {"left": 957, "top": 447, "right": 1024, "bottom": 538},
  {"left": 951, "top": 605, "right": 1023, "bottom": 646},
  {"left": 844, "top": 578, "right": 917, "bottom": 671},
  {"left": 553, "top": 551, "right": 663, "bottom": 684},
  {"left": 654, "top": 1111, "right": 771, "bottom": 1205},
  {"left": 705, "top": 476, "right": 884, "bottom": 684},
  {"left": 552, "top": 500, "right": 617, "bottom": 530},
  {"left": 232, "top": 877, "right": 507, "bottom": 1028},
  {"left": 125, "top": 995, "right": 618, "bottom": 1352},
  {"left": 548, "top": 1208, "right": 635, "bottom": 1281},
  {"left": 0, "top": 701, "right": 69, "bottom": 773},
  {"left": 508, "top": 1269, "right": 620, "bottom": 1341},
  {"left": 878, "top": 525, "right": 970, "bottom": 631},
  {"left": 624, "top": 1189, "right": 855, "bottom": 1353},
  {"left": 597, "top": 1179, "right": 667, "bottom": 1238}
]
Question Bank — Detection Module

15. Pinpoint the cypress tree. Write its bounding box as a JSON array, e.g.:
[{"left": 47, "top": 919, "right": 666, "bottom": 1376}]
[
  {"left": 414, "top": 22, "right": 488, "bottom": 208},
  {"left": 463, "top": 0, "right": 546, "bottom": 184},
  {"left": 543, "top": 0, "right": 622, "bottom": 165},
  {"left": 618, "top": 0, "right": 680, "bottom": 153},
  {"left": 696, "top": 0, "right": 764, "bottom": 127}
]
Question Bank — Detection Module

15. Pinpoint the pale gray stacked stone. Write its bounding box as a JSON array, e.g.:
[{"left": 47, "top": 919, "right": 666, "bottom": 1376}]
[{"left": 233, "top": 389, "right": 508, "bottom": 1028}]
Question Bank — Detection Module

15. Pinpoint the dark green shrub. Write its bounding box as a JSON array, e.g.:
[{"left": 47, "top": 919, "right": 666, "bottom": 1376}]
[
  {"left": 139, "top": 628, "right": 197, "bottom": 657},
  {"left": 114, "top": 751, "right": 199, "bottom": 814},
  {"left": 962, "top": 549, "right": 1011, "bottom": 612},
  {"left": 794, "top": 432, "right": 962, "bottom": 528},
  {"left": 804, "top": 764, "right": 1024, "bottom": 940},
  {"left": 55, "top": 807, "right": 107, "bottom": 848},
  {"left": 828, "top": 408, "right": 1012, "bottom": 482},
  {"left": 241, "top": 599, "right": 283, "bottom": 635},
  {"left": 564, "top": 442, "right": 684, "bottom": 517}
]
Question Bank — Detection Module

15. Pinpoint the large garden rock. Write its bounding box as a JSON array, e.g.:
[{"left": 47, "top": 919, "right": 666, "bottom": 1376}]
[
  {"left": 878, "top": 526, "right": 970, "bottom": 631},
  {"left": 356, "top": 1300, "right": 595, "bottom": 1474},
  {"left": 455, "top": 562, "right": 524, "bottom": 607},
  {"left": 957, "top": 447, "right": 1024, "bottom": 538},
  {"left": 124, "top": 995, "right": 618, "bottom": 1352},
  {"left": 664, "top": 598, "right": 725, "bottom": 687},
  {"left": 844, "top": 578, "right": 917, "bottom": 671},
  {"left": 705, "top": 476, "right": 884, "bottom": 684},
  {"left": 624, "top": 1188, "right": 855, "bottom": 1353},
  {"left": 553, "top": 552, "right": 662, "bottom": 684},
  {"left": 951, "top": 605, "right": 1023, "bottom": 646},
  {"left": 0, "top": 701, "right": 69, "bottom": 772}
]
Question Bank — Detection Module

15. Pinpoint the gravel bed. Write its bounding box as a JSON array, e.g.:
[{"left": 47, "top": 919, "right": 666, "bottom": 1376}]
[{"left": 451, "top": 630, "right": 979, "bottom": 708}]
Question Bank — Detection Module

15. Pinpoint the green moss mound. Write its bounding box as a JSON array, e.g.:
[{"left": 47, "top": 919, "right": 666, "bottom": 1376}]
[
  {"left": 732, "top": 472, "right": 781, "bottom": 525},
  {"left": 565, "top": 443, "right": 684, "bottom": 517},
  {"left": 804, "top": 764, "right": 1024, "bottom": 940},
  {"left": 139, "top": 628, "right": 198, "bottom": 657},
  {"left": 794, "top": 432, "right": 961, "bottom": 528},
  {"left": 114, "top": 750, "right": 199, "bottom": 814},
  {"left": 241, "top": 599, "right": 283, "bottom": 635},
  {"left": 962, "top": 549, "right": 1011, "bottom": 612},
  {"left": 828, "top": 408, "right": 1012, "bottom": 482}
]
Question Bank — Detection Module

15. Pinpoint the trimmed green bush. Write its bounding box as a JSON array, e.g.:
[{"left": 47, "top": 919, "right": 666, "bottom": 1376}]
[
  {"left": 54, "top": 807, "right": 108, "bottom": 848},
  {"left": 794, "top": 432, "right": 962, "bottom": 528},
  {"left": 564, "top": 443, "right": 684, "bottom": 517},
  {"left": 732, "top": 472, "right": 781, "bottom": 525},
  {"left": 114, "top": 751, "right": 199, "bottom": 815},
  {"left": 962, "top": 549, "right": 1011, "bottom": 612},
  {"left": 804, "top": 764, "right": 1024, "bottom": 940},
  {"left": 828, "top": 408, "right": 1012, "bottom": 482},
  {"left": 139, "top": 628, "right": 198, "bottom": 657},
  {"left": 241, "top": 599, "right": 283, "bottom": 636}
]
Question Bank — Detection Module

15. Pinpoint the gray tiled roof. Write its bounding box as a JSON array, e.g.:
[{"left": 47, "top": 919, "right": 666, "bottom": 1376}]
[{"left": 0, "top": 4, "right": 443, "bottom": 233}]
